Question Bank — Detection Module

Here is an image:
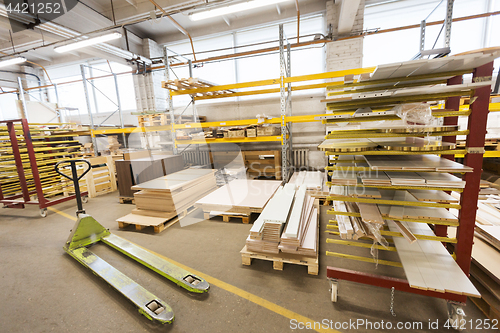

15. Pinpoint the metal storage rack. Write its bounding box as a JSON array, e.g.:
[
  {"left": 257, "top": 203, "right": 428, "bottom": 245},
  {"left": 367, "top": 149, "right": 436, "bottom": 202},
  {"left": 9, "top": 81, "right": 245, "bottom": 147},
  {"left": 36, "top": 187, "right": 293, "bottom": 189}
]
[
  {"left": 161, "top": 24, "right": 376, "bottom": 180},
  {"left": 319, "top": 58, "right": 496, "bottom": 321},
  {"left": 0, "top": 119, "right": 87, "bottom": 217}
]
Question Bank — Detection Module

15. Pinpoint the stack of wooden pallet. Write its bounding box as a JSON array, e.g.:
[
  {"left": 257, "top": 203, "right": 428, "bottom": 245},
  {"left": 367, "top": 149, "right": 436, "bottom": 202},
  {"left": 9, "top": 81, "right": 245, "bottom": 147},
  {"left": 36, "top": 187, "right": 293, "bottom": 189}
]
[{"left": 116, "top": 168, "right": 217, "bottom": 233}]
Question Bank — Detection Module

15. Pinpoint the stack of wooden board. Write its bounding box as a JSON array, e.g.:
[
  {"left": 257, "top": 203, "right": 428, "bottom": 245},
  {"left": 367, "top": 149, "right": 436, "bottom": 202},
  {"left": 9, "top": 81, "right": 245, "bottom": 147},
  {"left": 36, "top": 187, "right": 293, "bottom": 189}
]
[
  {"left": 279, "top": 185, "right": 318, "bottom": 257},
  {"left": 195, "top": 179, "right": 281, "bottom": 223},
  {"left": 364, "top": 154, "right": 473, "bottom": 172},
  {"left": 242, "top": 183, "right": 319, "bottom": 275},
  {"left": 116, "top": 168, "right": 217, "bottom": 232},
  {"left": 387, "top": 221, "right": 480, "bottom": 297},
  {"left": 247, "top": 184, "right": 296, "bottom": 253}
]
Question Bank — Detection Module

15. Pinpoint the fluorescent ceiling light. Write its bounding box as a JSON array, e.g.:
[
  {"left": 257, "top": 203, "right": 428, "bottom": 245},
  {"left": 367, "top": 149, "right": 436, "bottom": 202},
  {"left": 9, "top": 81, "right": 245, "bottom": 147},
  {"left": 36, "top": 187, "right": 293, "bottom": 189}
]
[
  {"left": 189, "top": 0, "right": 291, "bottom": 21},
  {"left": 0, "top": 56, "right": 26, "bottom": 68},
  {"left": 55, "top": 32, "right": 122, "bottom": 53}
]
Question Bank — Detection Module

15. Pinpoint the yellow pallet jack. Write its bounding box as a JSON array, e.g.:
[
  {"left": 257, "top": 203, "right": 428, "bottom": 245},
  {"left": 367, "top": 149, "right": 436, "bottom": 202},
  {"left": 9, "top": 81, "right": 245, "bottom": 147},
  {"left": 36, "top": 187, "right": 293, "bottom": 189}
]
[{"left": 56, "top": 160, "right": 209, "bottom": 324}]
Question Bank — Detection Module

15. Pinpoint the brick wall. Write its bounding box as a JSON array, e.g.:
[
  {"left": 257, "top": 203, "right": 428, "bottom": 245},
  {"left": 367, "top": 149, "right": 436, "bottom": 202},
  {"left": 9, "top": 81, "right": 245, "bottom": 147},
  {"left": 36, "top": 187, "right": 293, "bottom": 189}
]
[{"left": 325, "top": 0, "right": 365, "bottom": 73}]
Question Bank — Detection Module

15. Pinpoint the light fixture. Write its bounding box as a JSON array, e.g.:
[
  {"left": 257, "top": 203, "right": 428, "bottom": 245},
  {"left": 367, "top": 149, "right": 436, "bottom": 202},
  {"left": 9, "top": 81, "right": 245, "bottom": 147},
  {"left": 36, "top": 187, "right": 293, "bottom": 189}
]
[
  {"left": 189, "top": 0, "right": 291, "bottom": 21},
  {"left": 0, "top": 56, "right": 26, "bottom": 68},
  {"left": 55, "top": 32, "right": 122, "bottom": 53}
]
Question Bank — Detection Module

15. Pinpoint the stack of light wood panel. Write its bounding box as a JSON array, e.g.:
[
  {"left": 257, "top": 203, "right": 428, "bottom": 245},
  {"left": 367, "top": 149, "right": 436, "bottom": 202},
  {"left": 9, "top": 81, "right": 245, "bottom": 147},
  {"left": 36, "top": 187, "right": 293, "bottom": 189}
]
[
  {"left": 324, "top": 153, "right": 479, "bottom": 297},
  {"left": 0, "top": 123, "right": 83, "bottom": 200},
  {"left": 447, "top": 187, "right": 500, "bottom": 319},
  {"left": 116, "top": 168, "right": 217, "bottom": 233},
  {"left": 241, "top": 183, "right": 319, "bottom": 275},
  {"left": 195, "top": 179, "right": 281, "bottom": 223}
]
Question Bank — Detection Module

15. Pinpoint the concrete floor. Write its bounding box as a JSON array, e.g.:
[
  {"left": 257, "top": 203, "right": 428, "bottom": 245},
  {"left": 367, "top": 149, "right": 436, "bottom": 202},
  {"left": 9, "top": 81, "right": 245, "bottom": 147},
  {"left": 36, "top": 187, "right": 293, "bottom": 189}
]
[{"left": 0, "top": 192, "right": 489, "bottom": 332}]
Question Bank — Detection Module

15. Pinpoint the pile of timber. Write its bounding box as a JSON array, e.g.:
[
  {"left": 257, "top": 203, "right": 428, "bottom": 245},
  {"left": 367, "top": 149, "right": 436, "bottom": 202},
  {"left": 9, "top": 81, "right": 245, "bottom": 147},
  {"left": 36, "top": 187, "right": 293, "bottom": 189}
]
[
  {"left": 106, "top": 135, "right": 121, "bottom": 154},
  {"left": 195, "top": 179, "right": 281, "bottom": 223},
  {"left": 241, "top": 182, "right": 319, "bottom": 275},
  {"left": 289, "top": 170, "right": 328, "bottom": 198},
  {"left": 116, "top": 168, "right": 217, "bottom": 233},
  {"left": 452, "top": 187, "right": 500, "bottom": 320},
  {"left": 246, "top": 183, "right": 318, "bottom": 257}
]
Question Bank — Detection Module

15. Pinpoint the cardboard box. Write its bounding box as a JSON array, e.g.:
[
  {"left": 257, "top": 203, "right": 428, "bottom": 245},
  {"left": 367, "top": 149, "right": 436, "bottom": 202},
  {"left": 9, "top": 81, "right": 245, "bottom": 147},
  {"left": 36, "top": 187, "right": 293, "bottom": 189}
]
[
  {"left": 246, "top": 128, "right": 257, "bottom": 137},
  {"left": 257, "top": 126, "right": 280, "bottom": 136},
  {"left": 228, "top": 129, "right": 246, "bottom": 138}
]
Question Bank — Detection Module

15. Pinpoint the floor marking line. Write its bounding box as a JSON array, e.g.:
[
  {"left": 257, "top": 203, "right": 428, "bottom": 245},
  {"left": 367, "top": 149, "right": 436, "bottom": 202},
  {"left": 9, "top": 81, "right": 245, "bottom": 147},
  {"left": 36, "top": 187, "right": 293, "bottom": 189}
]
[
  {"left": 48, "top": 207, "right": 77, "bottom": 221},
  {"left": 54, "top": 211, "right": 337, "bottom": 333}
]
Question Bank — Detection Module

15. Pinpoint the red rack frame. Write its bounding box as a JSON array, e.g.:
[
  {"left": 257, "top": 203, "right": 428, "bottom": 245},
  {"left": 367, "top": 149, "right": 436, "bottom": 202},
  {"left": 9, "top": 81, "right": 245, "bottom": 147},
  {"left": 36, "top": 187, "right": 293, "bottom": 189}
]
[
  {"left": 326, "top": 62, "right": 494, "bottom": 305},
  {"left": 0, "top": 119, "right": 87, "bottom": 214}
]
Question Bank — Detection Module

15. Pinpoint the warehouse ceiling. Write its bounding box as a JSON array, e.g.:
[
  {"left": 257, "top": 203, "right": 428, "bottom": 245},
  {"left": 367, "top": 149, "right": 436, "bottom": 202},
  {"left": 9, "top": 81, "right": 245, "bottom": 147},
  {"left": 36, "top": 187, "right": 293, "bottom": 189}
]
[{"left": 0, "top": 0, "right": 405, "bottom": 75}]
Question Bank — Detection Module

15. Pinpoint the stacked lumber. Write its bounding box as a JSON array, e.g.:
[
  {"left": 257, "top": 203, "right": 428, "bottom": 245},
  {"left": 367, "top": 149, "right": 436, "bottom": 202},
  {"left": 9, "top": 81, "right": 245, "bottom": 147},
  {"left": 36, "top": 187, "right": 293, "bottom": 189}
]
[
  {"left": 247, "top": 184, "right": 296, "bottom": 253},
  {"left": 245, "top": 183, "right": 319, "bottom": 259},
  {"left": 195, "top": 179, "right": 281, "bottom": 220},
  {"left": 116, "top": 168, "right": 217, "bottom": 232},
  {"left": 106, "top": 135, "right": 121, "bottom": 154},
  {"left": 279, "top": 185, "right": 318, "bottom": 256}
]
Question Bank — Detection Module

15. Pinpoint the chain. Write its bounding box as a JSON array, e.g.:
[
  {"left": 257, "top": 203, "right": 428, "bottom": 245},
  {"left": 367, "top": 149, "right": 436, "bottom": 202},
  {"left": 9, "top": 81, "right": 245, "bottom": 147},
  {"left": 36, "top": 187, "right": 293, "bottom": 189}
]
[{"left": 390, "top": 287, "right": 396, "bottom": 317}]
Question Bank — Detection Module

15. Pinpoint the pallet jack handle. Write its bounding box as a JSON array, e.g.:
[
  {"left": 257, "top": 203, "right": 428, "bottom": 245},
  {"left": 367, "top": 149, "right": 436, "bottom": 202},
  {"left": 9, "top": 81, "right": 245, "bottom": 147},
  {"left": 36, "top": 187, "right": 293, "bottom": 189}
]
[{"left": 55, "top": 159, "right": 91, "bottom": 216}]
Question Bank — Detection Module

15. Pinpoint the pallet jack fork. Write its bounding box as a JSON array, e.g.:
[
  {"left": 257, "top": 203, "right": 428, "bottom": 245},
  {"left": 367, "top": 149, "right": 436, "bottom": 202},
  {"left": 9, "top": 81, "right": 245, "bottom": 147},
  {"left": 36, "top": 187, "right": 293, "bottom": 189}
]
[{"left": 56, "top": 160, "right": 209, "bottom": 324}]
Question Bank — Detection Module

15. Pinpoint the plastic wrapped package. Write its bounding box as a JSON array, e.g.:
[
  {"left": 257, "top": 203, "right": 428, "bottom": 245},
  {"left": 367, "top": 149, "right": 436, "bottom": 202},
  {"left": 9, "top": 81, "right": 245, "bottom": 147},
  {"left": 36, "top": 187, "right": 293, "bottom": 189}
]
[{"left": 394, "top": 103, "right": 433, "bottom": 126}]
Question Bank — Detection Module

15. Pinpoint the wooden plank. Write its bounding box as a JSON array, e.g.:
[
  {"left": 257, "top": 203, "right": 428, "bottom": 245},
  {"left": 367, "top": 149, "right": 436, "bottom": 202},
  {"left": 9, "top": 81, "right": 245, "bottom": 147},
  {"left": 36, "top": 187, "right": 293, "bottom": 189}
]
[
  {"left": 263, "top": 183, "right": 296, "bottom": 223},
  {"left": 358, "top": 202, "right": 384, "bottom": 224},
  {"left": 408, "top": 189, "right": 458, "bottom": 203},
  {"left": 283, "top": 185, "right": 307, "bottom": 238},
  {"left": 393, "top": 221, "right": 417, "bottom": 243}
]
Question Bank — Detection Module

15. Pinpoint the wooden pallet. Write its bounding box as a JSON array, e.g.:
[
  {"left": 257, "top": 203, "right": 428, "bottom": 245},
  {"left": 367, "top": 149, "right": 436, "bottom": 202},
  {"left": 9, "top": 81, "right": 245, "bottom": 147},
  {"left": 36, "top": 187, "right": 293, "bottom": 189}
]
[
  {"left": 119, "top": 196, "right": 135, "bottom": 204},
  {"left": 162, "top": 77, "right": 235, "bottom": 97},
  {"left": 204, "top": 212, "right": 250, "bottom": 224},
  {"left": 62, "top": 156, "right": 117, "bottom": 199},
  {"left": 118, "top": 205, "right": 197, "bottom": 233},
  {"left": 138, "top": 114, "right": 168, "bottom": 127},
  {"left": 240, "top": 245, "right": 319, "bottom": 275}
]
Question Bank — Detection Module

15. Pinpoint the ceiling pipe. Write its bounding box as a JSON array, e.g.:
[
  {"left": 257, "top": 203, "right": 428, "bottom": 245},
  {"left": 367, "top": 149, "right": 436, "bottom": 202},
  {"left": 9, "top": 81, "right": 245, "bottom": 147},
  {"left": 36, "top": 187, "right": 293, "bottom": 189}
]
[
  {"left": 295, "top": 0, "right": 300, "bottom": 43},
  {"left": 147, "top": 0, "right": 197, "bottom": 61}
]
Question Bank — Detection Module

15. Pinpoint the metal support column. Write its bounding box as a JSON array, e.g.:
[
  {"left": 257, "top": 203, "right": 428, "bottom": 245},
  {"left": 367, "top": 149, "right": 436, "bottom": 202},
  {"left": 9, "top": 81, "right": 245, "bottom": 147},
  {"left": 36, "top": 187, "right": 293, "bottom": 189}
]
[
  {"left": 419, "top": 20, "right": 426, "bottom": 54},
  {"left": 286, "top": 42, "right": 293, "bottom": 173},
  {"left": 113, "top": 73, "right": 127, "bottom": 148},
  {"left": 80, "top": 64, "right": 98, "bottom": 156},
  {"left": 279, "top": 24, "right": 288, "bottom": 180},
  {"left": 53, "top": 83, "right": 62, "bottom": 123},
  {"left": 164, "top": 47, "right": 177, "bottom": 155},
  {"left": 436, "top": 75, "right": 462, "bottom": 239},
  {"left": 444, "top": 0, "right": 454, "bottom": 48},
  {"left": 17, "top": 77, "right": 29, "bottom": 121},
  {"left": 456, "top": 61, "right": 494, "bottom": 276}
]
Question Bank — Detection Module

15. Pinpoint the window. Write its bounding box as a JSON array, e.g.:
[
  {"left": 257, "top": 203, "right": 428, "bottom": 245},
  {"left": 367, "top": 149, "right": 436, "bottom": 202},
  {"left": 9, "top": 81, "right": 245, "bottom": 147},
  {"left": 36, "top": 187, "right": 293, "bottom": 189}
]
[
  {"left": 363, "top": 0, "right": 497, "bottom": 68},
  {"left": 166, "top": 14, "right": 325, "bottom": 103}
]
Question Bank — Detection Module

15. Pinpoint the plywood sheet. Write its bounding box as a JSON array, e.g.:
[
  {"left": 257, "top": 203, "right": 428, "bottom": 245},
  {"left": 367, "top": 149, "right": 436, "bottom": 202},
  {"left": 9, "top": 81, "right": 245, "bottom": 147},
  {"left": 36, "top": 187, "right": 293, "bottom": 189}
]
[
  {"left": 195, "top": 179, "right": 281, "bottom": 210},
  {"left": 365, "top": 155, "right": 472, "bottom": 172},
  {"left": 388, "top": 220, "right": 480, "bottom": 296}
]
